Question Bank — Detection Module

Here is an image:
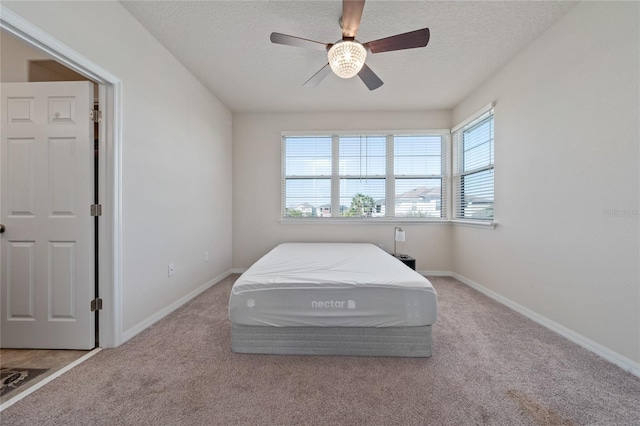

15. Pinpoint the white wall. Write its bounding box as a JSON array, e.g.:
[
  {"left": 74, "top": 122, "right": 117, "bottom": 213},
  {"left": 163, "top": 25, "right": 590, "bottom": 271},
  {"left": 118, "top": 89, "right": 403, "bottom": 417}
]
[
  {"left": 451, "top": 2, "right": 639, "bottom": 364},
  {"left": 232, "top": 111, "right": 452, "bottom": 272},
  {"left": 3, "top": 1, "right": 233, "bottom": 336},
  {"left": 0, "top": 30, "right": 50, "bottom": 81}
]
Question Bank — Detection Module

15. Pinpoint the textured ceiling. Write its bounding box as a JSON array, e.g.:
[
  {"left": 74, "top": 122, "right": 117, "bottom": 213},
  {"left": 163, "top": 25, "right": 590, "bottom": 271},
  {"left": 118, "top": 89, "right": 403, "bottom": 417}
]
[{"left": 120, "top": 1, "right": 576, "bottom": 113}]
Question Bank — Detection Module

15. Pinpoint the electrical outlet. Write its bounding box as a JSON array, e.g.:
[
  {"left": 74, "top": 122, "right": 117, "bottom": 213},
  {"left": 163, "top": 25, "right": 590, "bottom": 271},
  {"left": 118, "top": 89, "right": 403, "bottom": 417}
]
[
  {"left": 204, "top": 251, "right": 209, "bottom": 262},
  {"left": 168, "top": 263, "right": 175, "bottom": 277}
]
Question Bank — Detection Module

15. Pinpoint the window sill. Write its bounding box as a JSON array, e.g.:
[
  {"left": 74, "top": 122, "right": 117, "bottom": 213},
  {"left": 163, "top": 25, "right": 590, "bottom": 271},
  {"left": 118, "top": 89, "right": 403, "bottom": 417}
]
[
  {"left": 279, "top": 218, "right": 451, "bottom": 225},
  {"left": 450, "top": 219, "right": 496, "bottom": 229},
  {"left": 278, "top": 218, "right": 497, "bottom": 228}
]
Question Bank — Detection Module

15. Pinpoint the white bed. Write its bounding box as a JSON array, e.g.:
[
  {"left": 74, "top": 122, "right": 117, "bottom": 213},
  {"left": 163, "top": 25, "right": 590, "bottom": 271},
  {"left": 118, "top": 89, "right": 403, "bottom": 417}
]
[{"left": 228, "top": 243, "right": 437, "bottom": 357}]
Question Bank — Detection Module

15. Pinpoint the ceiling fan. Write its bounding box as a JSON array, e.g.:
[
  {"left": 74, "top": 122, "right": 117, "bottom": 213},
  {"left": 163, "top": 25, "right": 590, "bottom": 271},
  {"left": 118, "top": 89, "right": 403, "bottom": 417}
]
[{"left": 270, "top": 0, "right": 430, "bottom": 91}]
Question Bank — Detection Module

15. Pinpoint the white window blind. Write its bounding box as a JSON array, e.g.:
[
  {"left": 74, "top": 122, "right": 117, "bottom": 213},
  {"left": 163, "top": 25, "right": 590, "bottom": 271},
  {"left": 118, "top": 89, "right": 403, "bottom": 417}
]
[
  {"left": 452, "top": 109, "right": 494, "bottom": 221},
  {"left": 339, "top": 135, "right": 386, "bottom": 217},
  {"left": 282, "top": 132, "right": 447, "bottom": 220},
  {"left": 282, "top": 136, "right": 332, "bottom": 218},
  {"left": 394, "top": 135, "right": 447, "bottom": 218}
]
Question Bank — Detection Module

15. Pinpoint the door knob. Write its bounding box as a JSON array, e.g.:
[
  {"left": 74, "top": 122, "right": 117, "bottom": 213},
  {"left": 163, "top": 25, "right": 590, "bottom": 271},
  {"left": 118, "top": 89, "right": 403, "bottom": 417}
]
[{"left": 0, "top": 224, "right": 4, "bottom": 233}]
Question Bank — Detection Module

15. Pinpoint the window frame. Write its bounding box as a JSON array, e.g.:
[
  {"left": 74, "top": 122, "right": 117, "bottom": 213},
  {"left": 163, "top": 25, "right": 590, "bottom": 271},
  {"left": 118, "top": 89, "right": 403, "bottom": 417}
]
[
  {"left": 281, "top": 130, "right": 450, "bottom": 223},
  {"left": 452, "top": 104, "right": 495, "bottom": 224}
]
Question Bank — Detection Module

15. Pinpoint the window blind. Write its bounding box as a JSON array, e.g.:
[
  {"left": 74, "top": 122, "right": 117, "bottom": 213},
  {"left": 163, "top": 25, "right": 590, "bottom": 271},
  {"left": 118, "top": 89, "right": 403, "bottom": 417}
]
[
  {"left": 282, "top": 136, "right": 332, "bottom": 218},
  {"left": 282, "top": 132, "right": 448, "bottom": 220},
  {"left": 339, "top": 135, "right": 386, "bottom": 217},
  {"left": 452, "top": 110, "right": 494, "bottom": 220},
  {"left": 393, "top": 135, "right": 447, "bottom": 218}
]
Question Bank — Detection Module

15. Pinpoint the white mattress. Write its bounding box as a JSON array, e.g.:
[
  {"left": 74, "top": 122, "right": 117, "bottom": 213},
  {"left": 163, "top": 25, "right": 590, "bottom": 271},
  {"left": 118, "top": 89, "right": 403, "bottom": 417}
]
[{"left": 228, "top": 243, "right": 437, "bottom": 327}]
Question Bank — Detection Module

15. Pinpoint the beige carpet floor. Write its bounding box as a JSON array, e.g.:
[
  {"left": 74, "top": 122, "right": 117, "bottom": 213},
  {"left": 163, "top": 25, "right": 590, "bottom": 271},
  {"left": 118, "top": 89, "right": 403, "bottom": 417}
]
[{"left": 1, "top": 275, "right": 639, "bottom": 425}]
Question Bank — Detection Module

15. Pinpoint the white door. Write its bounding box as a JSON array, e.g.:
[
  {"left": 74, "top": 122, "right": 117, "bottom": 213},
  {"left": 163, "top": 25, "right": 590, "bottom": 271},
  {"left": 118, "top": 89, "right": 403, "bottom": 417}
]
[{"left": 1, "top": 81, "right": 95, "bottom": 349}]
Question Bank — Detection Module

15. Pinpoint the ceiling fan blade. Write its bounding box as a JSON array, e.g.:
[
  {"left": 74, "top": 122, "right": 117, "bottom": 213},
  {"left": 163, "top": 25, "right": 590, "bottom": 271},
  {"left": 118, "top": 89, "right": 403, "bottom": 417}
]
[
  {"left": 358, "top": 63, "right": 383, "bottom": 91},
  {"left": 365, "top": 28, "right": 430, "bottom": 54},
  {"left": 304, "top": 63, "right": 332, "bottom": 87},
  {"left": 342, "top": 0, "right": 365, "bottom": 38},
  {"left": 270, "top": 32, "right": 329, "bottom": 51}
]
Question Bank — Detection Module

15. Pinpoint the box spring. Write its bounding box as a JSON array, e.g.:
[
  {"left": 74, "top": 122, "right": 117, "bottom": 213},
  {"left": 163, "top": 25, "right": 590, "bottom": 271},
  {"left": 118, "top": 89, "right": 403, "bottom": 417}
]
[{"left": 231, "top": 324, "right": 432, "bottom": 358}]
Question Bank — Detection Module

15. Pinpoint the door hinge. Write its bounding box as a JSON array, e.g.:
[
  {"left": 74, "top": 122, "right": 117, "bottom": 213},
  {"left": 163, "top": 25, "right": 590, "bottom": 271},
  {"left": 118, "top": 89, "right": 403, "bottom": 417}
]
[
  {"left": 90, "top": 109, "right": 102, "bottom": 123},
  {"left": 90, "top": 204, "right": 102, "bottom": 217},
  {"left": 90, "top": 298, "right": 103, "bottom": 312}
]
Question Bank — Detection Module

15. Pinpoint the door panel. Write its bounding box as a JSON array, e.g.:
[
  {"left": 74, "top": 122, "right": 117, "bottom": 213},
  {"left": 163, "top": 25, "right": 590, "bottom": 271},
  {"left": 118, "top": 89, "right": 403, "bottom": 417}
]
[
  {"left": 1, "top": 81, "right": 95, "bottom": 349},
  {"left": 7, "top": 138, "right": 36, "bottom": 216},
  {"left": 49, "top": 241, "right": 76, "bottom": 320},
  {"left": 49, "top": 137, "right": 77, "bottom": 216},
  {"left": 7, "top": 241, "right": 36, "bottom": 319},
  {"left": 7, "top": 97, "right": 35, "bottom": 124}
]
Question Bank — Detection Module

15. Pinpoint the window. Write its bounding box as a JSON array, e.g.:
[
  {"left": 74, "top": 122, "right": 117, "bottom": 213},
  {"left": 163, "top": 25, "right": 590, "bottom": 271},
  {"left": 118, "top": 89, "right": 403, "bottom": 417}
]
[
  {"left": 452, "top": 107, "right": 494, "bottom": 221},
  {"left": 282, "top": 132, "right": 448, "bottom": 220},
  {"left": 339, "top": 135, "right": 386, "bottom": 217},
  {"left": 394, "top": 135, "right": 446, "bottom": 219},
  {"left": 282, "top": 136, "right": 332, "bottom": 218}
]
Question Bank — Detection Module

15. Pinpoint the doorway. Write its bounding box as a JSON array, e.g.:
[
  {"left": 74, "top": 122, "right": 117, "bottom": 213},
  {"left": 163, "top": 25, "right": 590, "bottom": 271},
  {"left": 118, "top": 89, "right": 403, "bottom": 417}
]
[
  {"left": 0, "top": 11, "right": 122, "bottom": 408},
  {"left": 0, "top": 9, "right": 123, "bottom": 351}
]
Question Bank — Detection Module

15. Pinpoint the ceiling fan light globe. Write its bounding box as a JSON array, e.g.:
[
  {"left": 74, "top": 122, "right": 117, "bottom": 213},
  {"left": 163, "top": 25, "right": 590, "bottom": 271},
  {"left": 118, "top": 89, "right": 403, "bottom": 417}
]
[{"left": 327, "top": 40, "right": 367, "bottom": 79}]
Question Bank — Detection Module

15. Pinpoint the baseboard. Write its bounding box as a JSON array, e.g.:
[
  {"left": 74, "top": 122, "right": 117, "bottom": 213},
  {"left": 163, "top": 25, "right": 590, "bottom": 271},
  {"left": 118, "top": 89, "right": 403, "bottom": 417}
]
[
  {"left": 121, "top": 270, "right": 233, "bottom": 344},
  {"left": 419, "top": 270, "right": 453, "bottom": 276},
  {"left": 230, "top": 268, "right": 247, "bottom": 274},
  {"left": 452, "top": 272, "right": 640, "bottom": 379}
]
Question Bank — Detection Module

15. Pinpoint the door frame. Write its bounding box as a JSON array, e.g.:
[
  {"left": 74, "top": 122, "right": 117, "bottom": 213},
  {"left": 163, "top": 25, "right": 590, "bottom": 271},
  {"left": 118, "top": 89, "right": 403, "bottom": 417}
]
[{"left": 1, "top": 6, "right": 123, "bottom": 347}]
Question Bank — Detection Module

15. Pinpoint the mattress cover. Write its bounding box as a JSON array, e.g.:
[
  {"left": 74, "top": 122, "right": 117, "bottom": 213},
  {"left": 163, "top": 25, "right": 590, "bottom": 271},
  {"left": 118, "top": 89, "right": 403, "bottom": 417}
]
[{"left": 229, "top": 243, "right": 437, "bottom": 327}]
